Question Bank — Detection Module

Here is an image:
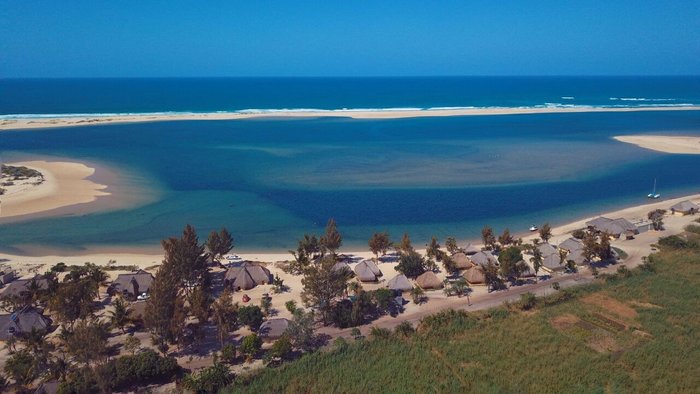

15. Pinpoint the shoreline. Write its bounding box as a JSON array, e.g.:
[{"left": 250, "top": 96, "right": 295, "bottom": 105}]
[
  {"left": 614, "top": 135, "right": 700, "bottom": 154},
  {"left": 1, "top": 105, "right": 700, "bottom": 130},
  {"left": 2, "top": 192, "right": 698, "bottom": 267}
]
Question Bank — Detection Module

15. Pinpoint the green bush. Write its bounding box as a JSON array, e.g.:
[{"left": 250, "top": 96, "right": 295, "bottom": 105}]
[
  {"left": 238, "top": 305, "right": 264, "bottom": 330},
  {"left": 182, "top": 363, "right": 233, "bottom": 394},
  {"left": 658, "top": 235, "right": 691, "bottom": 250}
]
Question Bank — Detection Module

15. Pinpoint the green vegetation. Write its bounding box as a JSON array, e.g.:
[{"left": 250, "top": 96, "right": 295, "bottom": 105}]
[
  {"left": 1, "top": 165, "right": 43, "bottom": 180},
  {"left": 226, "top": 231, "right": 700, "bottom": 393}
]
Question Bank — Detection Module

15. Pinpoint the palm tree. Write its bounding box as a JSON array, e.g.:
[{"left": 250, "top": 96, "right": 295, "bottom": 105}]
[
  {"left": 347, "top": 281, "right": 363, "bottom": 297},
  {"left": 110, "top": 297, "right": 131, "bottom": 333},
  {"left": 530, "top": 248, "right": 543, "bottom": 282}
]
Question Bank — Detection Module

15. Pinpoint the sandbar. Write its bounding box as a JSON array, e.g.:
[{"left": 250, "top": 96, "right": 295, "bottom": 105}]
[
  {"left": 614, "top": 135, "right": 700, "bottom": 154},
  {"left": 0, "top": 160, "right": 110, "bottom": 218},
  {"left": 1, "top": 106, "right": 699, "bottom": 131}
]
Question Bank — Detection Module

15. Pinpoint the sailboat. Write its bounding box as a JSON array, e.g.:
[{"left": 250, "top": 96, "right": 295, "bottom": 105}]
[{"left": 647, "top": 179, "right": 661, "bottom": 199}]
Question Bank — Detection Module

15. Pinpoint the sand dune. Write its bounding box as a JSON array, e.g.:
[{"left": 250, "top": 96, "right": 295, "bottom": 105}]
[
  {"left": 1, "top": 106, "right": 699, "bottom": 131},
  {"left": 614, "top": 135, "right": 700, "bottom": 154}
]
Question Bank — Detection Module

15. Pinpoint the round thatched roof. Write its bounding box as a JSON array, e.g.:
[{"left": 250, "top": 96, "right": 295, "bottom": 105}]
[
  {"left": 259, "top": 318, "right": 290, "bottom": 340},
  {"left": 452, "top": 252, "right": 474, "bottom": 270},
  {"left": 416, "top": 271, "right": 443, "bottom": 289},
  {"left": 462, "top": 266, "right": 486, "bottom": 284},
  {"left": 354, "top": 260, "right": 381, "bottom": 282},
  {"left": 387, "top": 274, "right": 413, "bottom": 292},
  {"left": 225, "top": 263, "right": 272, "bottom": 290}
]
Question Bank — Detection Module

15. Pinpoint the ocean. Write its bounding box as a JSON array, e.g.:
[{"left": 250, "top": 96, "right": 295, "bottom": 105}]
[{"left": 1, "top": 77, "right": 700, "bottom": 254}]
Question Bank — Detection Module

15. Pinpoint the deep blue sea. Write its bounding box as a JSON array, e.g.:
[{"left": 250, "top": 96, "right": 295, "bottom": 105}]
[{"left": 1, "top": 77, "right": 700, "bottom": 254}]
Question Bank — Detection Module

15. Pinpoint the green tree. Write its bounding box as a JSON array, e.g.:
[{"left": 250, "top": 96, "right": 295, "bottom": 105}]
[
  {"left": 483, "top": 261, "right": 502, "bottom": 292},
  {"left": 410, "top": 286, "right": 425, "bottom": 304},
  {"left": 368, "top": 231, "right": 392, "bottom": 257},
  {"left": 144, "top": 262, "right": 187, "bottom": 348},
  {"left": 539, "top": 223, "right": 553, "bottom": 243},
  {"left": 648, "top": 209, "right": 666, "bottom": 231},
  {"left": 287, "top": 309, "right": 316, "bottom": 352},
  {"left": 182, "top": 362, "right": 233, "bottom": 393},
  {"left": 206, "top": 227, "right": 234, "bottom": 263},
  {"left": 395, "top": 251, "right": 428, "bottom": 279},
  {"left": 320, "top": 218, "right": 342, "bottom": 255},
  {"left": 161, "top": 224, "right": 209, "bottom": 291},
  {"left": 211, "top": 289, "right": 238, "bottom": 347},
  {"left": 582, "top": 230, "right": 598, "bottom": 263},
  {"left": 498, "top": 228, "right": 514, "bottom": 246},
  {"left": 530, "top": 247, "right": 543, "bottom": 281},
  {"left": 597, "top": 231, "right": 614, "bottom": 261},
  {"left": 397, "top": 233, "right": 414, "bottom": 254},
  {"left": 48, "top": 278, "right": 99, "bottom": 327},
  {"left": 188, "top": 285, "right": 212, "bottom": 326},
  {"left": 300, "top": 255, "right": 352, "bottom": 324},
  {"left": 62, "top": 318, "right": 110, "bottom": 366},
  {"left": 4, "top": 350, "right": 36, "bottom": 386},
  {"left": 285, "top": 300, "right": 297, "bottom": 314},
  {"left": 442, "top": 255, "right": 458, "bottom": 275},
  {"left": 481, "top": 226, "right": 496, "bottom": 250},
  {"left": 445, "top": 237, "right": 460, "bottom": 255},
  {"left": 123, "top": 335, "right": 141, "bottom": 355},
  {"left": 426, "top": 236, "right": 444, "bottom": 263},
  {"left": 266, "top": 334, "right": 293, "bottom": 362},
  {"left": 109, "top": 296, "right": 131, "bottom": 333},
  {"left": 238, "top": 305, "right": 264, "bottom": 330},
  {"left": 240, "top": 334, "right": 262, "bottom": 362},
  {"left": 498, "top": 246, "right": 525, "bottom": 280}
]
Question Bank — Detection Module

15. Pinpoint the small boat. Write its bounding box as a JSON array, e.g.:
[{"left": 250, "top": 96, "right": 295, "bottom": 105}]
[
  {"left": 529, "top": 225, "right": 538, "bottom": 232},
  {"left": 647, "top": 179, "right": 661, "bottom": 199}
]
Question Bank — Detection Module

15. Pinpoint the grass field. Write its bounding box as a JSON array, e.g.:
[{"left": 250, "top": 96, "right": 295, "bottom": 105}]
[{"left": 226, "top": 232, "right": 700, "bottom": 393}]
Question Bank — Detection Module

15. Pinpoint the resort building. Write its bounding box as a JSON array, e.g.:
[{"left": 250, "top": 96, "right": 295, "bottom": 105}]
[
  {"left": 416, "top": 271, "right": 443, "bottom": 290},
  {"left": 452, "top": 252, "right": 474, "bottom": 270},
  {"left": 354, "top": 260, "right": 382, "bottom": 282},
  {"left": 108, "top": 270, "right": 155, "bottom": 300},
  {"left": 585, "top": 217, "right": 638, "bottom": 238},
  {"left": 0, "top": 275, "right": 49, "bottom": 300},
  {"left": 470, "top": 251, "right": 498, "bottom": 267},
  {"left": 462, "top": 266, "right": 486, "bottom": 285},
  {"left": 0, "top": 306, "right": 52, "bottom": 341},
  {"left": 224, "top": 262, "right": 272, "bottom": 291},
  {"left": 387, "top": 274, "right": 413, "bottom": 292},
  {"left": 259, "top": 318, "right": 290, "bottom": 341},
  {"left": 670, "top": 200, "right": 700, "bottom": 216}
]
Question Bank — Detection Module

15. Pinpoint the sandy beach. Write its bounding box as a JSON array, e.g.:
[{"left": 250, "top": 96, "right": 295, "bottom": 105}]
[
  {"left": 0, "top": 160, "right": 110, "bottom": 219},
  {"left": 1, "top": 106, "right": 699, "bottom": 131},
  {"left": 614, "top": 135, "right": 700, "bottom": 154}
]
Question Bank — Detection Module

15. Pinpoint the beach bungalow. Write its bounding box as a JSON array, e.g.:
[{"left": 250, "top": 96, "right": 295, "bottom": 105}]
[
  {"left": 386, "top": 274, "right": 413, "bottom": 292},
  {"left": 0, "top": 275, "right": 49, "bottom": 300},
  {"left": 108, "top": 270, "right": 155, "bottom": 299},
  {"left": 0, "top": 271, "right": 15, "bottom": 286},
  {"left": 519, "top": 262, "right": 536, "bottom": 278},
  {"left": 354, "top": 260, "right": 382, "bottom": 282},
  {"left": 452, "top": 252, "right": 474, "bottom": 270},
  {"left": 259, "top": 318, "right": 290, "bottom": 341},
  {"left": 558, "top": 238, "right": 583, "bottom": 253},
  {"left": 670, "top": 200, "right": 699, "bottom": 216},
  {"left": 470, "top": 251, "right": 498, "bottom": 267},
  {"left": 586, "top": 217, "right": 638, "bottom": 238},
  {"left": 462, "top": 266, "right": 486, "bottom": 285},
  {"left": 415, "top": 271, "right": 444, "bottom": 290},
  {"left": 224, "top": 262, "right": 272, "bottom": 291},
  {"left": 541, "top": 252, "right": 564, "bottom": 273},
  {"left": 536, "top": 243, "right": 558, "bottom": 256},
  {"left": 566, "top": 249, "right": 588, "bottom": 266},
  {"left": 332, "top": 261, "right": 352, "bottom": 273},
  {"left": 462, "top": 244, "right": 480, "bottom": 255},
  {"left": 0, "top": 306, "right": 52, "bottom": 341}
]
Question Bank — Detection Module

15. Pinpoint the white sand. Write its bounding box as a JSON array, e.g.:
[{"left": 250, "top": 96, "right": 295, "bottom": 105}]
[
  {"left": 1, "top": 106, "right": 699, "bottom": 131},
  {"left": 614, "top": 135, "right": 700, "bottom": 154},
  {"left": 0, "top": 161, "right": 110, "bottom": 218}
]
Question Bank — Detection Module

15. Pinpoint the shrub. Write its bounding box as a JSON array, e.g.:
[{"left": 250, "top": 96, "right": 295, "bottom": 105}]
[
  {"left": 658, "top": 235, "right": 690, "bottom": 250},
  {"left": 572, "top": 229, "right": 586, "bottom": 239},
  {"left": 240, "top": 334, "right": 262, "bottom": 362},
  {"left": 394, "top": 321, "right": 415, "bottom": 338},
  {"left": 238, "top": 305, "right": 264, "bottom": 330},
  {"left": 221, "top": 343, "right": 236, "bottom": 363},
  {"left": 285, "top": 300, "right": 297, "bottom": 314},
  {"left": 519, "top": 292, "right": 537, "bottom": 310},
  {"left": 267, "top": 334, "right": 293, "bottom": 362},
  {"left": 369, "top": 326, "right": 391, "bottom": 340},
  {"left": 181, "top": 363, "right": 233, "bottom": 393},
  {"left": 333, "top": 337, "right": 349, "bottom": 351},
  {"left": 684, "top": 224, "right": 700, "bottom": 235}
]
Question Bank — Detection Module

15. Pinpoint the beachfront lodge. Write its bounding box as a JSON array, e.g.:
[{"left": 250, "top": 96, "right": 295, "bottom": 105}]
[
  {"left": 670, "top": 200, "right": 700, "bottom": 216},
  {"left": 108, "top": 270, "right": 155, "bottom": 300},
  {"left": 224, "top": 262, "right": 272, "bottom": 291}
]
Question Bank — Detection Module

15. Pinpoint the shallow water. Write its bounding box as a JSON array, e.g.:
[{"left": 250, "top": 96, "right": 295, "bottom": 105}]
[{"left": 1, "top": 110, "right": 699, "bottom": 254}]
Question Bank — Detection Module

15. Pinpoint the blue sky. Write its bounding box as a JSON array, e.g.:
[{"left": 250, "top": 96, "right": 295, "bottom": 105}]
[{"left": 1, "top": 0, "right": 698, "bottom": 77}]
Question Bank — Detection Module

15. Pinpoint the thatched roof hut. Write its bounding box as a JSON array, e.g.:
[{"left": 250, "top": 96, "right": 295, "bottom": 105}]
[
  {"left": 558, "top": 237, "right": 583, "bottom": 252},
  {"left": 536, "top": 243, "right": 558, "bottom": 257},
  {"left": 463, "top": 244, "right": 480, "bottom": 255},
  {"left": 332, "top": 262, "right": 351, "bottom": 273},
  {"left": 670, "top": 200, "right": 699, "bottom": 215},
  {"left": 452, "top": 252, "right": 474, "bottom": 270},
  {"left": 259, "top": 318, "right": 290, "bottom": 341},
  {"left": 519, "top": 262, "right": 536, "bottom": 278},
  {"left": 462, "top": 266, "right": 486, "bottom": 285},
  {"left": 470, "top": 251, "right": 498, "bottom": 267},
  {"left": 387, "top": 274, "right": 413, "bottom": 292},
  {"left": 416, "top": 271, "right": 443, "bottom": 290},
  {"left": 0, "top": 306, "right": 52, "bottom": 341},
  {"left": 224, "top": 263, "right": 272, "bottom": 291},
  {"left": 542, "top": 253, "right": 564, "bottom": 272},
  {"left": 567, "top": 249, "right": 587, "bottom": 266},
  {"left": 109, "top": 270, "right": 154, "bottom": 298},
  {"left": 354, "top": 260, "right": 382, "bottom": 282}
]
